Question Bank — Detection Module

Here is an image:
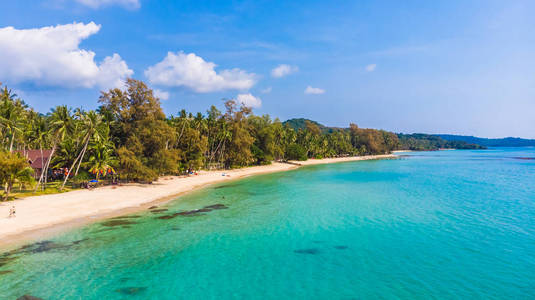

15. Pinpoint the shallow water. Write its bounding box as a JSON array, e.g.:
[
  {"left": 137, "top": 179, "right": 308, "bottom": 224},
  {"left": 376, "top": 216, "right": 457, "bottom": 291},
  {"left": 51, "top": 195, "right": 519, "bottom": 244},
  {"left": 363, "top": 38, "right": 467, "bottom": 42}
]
[{"left": 1, "top": 148, "right": 534, "bottom": 299}]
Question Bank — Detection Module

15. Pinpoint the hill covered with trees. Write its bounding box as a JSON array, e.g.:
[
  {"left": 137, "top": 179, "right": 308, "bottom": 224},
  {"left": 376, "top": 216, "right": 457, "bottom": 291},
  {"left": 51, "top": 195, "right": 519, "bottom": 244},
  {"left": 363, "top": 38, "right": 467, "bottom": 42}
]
[
  {"left": 436, "top": 134, "right": 535, "bottom": 147},
  {"left": 284, "top": 119, "right": 485, "bottom": 151}
]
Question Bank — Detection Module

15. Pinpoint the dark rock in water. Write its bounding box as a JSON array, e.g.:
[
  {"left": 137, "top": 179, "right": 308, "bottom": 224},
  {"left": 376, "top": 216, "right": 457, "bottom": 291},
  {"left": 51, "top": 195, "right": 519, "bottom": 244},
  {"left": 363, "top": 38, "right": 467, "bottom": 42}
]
[
  {"left": 115, "top": 287, "right": 147, "bottom": 295},
  {"left": 148, "top": 205, "right": 158, "bottom": 209},
  {"left": 334, "top": 245, "right": 348, "bottom": 250},
  {"left": 197, "top": 208, "right": 213, "bottom": 213},
  {"left": 171, "top": 226, "right": 180, "bottom": 231},
  {"left": 101, "top": 219, "right": 137, "bottom": 227},
  {"left": 203, "top": 204, "right": 228, "bottom": 210},
  {"left": 17, "top": 295, "right": 43, "bottom": 300},
  {"left": 150, "top": 209, "right": 168, "bottom": 213},
  {"left": 0, "top": 270, "right": 13, "bottom": 275},
  {"left": 294, "top": 248, "right": 321, "bottom": 255}
]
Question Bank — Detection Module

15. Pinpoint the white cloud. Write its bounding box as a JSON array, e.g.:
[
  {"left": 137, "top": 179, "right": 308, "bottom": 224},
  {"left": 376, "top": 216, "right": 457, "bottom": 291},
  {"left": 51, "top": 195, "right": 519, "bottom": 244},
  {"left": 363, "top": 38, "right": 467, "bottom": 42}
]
[
  {"left": 0, "top": 22, "right": 133, "bottom": 90},
  {"left": 98, "top": 54, "right": 133, "bottom": 89},
  {"left": 261, "top": 87, "right": 272, "bottom": 94},
  {"left": 154, "top": 89, "right": 169, "bottom": 100},
  {"left": 236, "top": 93, "right": 261, "bottom": 108},
  {"left": 365, "top": 64, "right": 377, "bottom": 72},
  {"left": 271, "top": 64, "right": 298, "bottom": 78},
  {"left": 145, "top": 51, "right": 257, "bottom": 93},
  {"left": 304, "top": 86, "right": 325, "bottom": 95},
  {"left": 75, "top": 0, "right": 140, "bottom": 9}
]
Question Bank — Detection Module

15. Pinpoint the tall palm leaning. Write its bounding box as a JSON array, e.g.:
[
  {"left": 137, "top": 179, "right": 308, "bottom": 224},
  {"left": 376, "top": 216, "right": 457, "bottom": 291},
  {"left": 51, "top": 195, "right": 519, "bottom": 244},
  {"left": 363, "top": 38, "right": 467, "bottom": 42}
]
[
  {"left": 60, "top": 110, "right": 105, "bottom": 190},
  {"left": 35, "top": 106, "right": 74, "bottom": 192}
]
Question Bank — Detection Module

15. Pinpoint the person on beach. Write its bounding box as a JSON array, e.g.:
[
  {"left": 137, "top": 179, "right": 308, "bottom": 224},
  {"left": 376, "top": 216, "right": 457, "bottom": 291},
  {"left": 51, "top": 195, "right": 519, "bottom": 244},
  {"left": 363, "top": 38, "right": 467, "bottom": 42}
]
[{"left": 8, "top": 206, "right": 16, "bottom": 218}]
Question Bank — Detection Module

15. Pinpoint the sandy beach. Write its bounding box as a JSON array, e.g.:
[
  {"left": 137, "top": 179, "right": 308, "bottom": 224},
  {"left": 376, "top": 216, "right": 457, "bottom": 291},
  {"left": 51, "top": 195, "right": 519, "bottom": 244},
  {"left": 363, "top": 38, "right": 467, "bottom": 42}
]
[{"left": 0, "top": 154, "right": 395, "bottom": 247}]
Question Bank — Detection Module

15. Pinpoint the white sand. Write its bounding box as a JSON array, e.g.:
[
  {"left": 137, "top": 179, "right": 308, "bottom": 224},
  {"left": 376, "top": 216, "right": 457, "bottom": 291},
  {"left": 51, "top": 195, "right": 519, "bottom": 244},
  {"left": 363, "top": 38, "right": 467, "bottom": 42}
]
[{"left": 0, "top": 154, "right": 395, "bottom": 246}]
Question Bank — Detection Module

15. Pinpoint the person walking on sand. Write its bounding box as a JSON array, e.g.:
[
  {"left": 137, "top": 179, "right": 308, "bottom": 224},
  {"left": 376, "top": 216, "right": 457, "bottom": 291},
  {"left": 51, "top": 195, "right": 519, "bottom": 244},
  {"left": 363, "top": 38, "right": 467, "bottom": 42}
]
[{"left": 8, "top": 206, "right": 16, "bottom": 218}]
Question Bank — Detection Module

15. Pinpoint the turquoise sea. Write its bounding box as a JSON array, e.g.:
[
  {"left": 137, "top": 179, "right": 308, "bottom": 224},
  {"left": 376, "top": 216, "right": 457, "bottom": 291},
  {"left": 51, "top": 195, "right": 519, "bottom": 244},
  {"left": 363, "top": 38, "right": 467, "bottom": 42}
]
[{"left": 1, "top": 148, "right": 534, "bottom": 299}]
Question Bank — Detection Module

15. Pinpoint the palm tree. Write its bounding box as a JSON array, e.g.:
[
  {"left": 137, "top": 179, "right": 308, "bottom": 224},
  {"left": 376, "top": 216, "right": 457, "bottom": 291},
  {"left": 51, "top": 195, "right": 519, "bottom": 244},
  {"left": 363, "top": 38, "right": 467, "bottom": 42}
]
[
  {"left": 60, "top": 110, "right": 106, "bottom": 190},
  {"left": 34, "top": 106, "right": 73, "bottom": 191},
  {"left": 87, "top": 141, "right": 117, "bottom": 181},
  {"left": 0, "top": 88, "right": 23, "bottom": 152}
]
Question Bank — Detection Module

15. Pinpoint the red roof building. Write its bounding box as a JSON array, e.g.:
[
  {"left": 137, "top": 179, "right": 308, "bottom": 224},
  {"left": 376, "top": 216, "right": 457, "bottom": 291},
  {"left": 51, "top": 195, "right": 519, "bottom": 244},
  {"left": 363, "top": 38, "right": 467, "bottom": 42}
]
[{"left": 15, "top": 150, "right": 53, "bottom": 178}]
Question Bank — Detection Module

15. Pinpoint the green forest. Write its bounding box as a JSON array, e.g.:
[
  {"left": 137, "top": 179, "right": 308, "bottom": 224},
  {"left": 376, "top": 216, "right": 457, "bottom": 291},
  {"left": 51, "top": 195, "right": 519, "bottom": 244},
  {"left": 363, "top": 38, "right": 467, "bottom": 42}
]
[{"left": 0, "top": 79, "right": 482, "bottom": 199}]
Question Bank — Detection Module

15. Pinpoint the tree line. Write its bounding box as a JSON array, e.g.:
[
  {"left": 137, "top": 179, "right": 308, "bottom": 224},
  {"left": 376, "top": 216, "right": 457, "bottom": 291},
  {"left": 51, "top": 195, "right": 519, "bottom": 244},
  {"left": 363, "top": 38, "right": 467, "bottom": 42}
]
[{"left": 0, "top": 78, "right": 481, "bottom": 198}]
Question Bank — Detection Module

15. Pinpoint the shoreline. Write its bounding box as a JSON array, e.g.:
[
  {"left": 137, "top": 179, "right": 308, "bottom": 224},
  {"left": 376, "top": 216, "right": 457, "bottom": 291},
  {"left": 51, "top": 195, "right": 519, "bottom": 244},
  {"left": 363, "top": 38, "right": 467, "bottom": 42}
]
[{"left": 0, "top": 154, "right": 395, "bottom": 249}]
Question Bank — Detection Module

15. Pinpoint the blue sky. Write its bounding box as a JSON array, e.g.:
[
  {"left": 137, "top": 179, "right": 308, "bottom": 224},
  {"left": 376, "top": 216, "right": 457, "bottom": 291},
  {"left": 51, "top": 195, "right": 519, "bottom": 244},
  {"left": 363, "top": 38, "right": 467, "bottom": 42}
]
[{"left": 1, "top": 0, "right": 534, "bottom": 138}]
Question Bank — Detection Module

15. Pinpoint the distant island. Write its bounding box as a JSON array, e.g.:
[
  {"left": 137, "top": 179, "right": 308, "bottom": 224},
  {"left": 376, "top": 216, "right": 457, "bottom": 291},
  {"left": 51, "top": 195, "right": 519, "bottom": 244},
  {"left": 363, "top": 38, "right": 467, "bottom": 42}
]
[
  {"left": 283, "top": 118, "right": 486, "bottom": 151},
  {"left": 435, "top": 135, "right": 535, "bottom": 147}
]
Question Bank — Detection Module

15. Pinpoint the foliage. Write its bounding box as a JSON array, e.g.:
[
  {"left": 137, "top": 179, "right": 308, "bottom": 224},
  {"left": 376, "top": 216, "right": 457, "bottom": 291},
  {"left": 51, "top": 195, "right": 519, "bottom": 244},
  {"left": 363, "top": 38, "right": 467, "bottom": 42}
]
[
  {"left": 0, "top": 80, "right": 488, "bottom": 191},
  {"left": 398, "top": 133, "right": 486, "bottom": 150},
  {"left": 0, "top": 151, "right": 34, "bottom": 200},
  {"left": 286, "top": 144, "right": 308, "bottom": 161}
]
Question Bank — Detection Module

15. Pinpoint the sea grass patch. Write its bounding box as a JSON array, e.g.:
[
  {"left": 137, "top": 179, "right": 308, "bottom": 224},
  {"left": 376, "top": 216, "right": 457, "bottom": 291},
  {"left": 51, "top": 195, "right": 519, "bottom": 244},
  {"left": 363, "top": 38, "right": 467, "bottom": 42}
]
[
  {"left": 115, "top": 286, "right": 147, "bottom": 295},
  {"left": 157, "top": 214, "right": 177, "bottom": 220},
  {"left": 213, "top": 184, "right": 239, "bottom": 190},
  {"left": 0, "top": 255, "right": 18, "bottom": 267},
  {"left": 294, "top": 248, "right": 321, "bottom": 255},
  {"left": 0, "top": 270, "right": 13, "bottom": 275},
  {"left": 203, "top": 204, "right": 228, "bottom": 210},
  {"left": 334, "top": 245, "right": 348, "bottom": 250},
  {"left": 16, "top": 295, "right": 44, "bottom": 300},
  {"left": 71, "top": 238, "right": 89, "bottom": 245},
  {"left": 175, "top": 210, "right": 205, "bottom": 216},
  {"left": 14, "top": 241, "right": 70, "bottom": 254},
  {"left": 100, "top": 219, "right": 137, "bottom": 227},
  {"left": 110, "top": 215, "right": 142, "bottom": 219}
]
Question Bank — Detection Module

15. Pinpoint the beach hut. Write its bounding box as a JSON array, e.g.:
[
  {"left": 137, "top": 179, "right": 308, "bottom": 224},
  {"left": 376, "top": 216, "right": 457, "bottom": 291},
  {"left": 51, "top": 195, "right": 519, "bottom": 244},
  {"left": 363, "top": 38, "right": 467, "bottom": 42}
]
[{"left": 15, "top": 149, "right": 53, "bottom": 179}]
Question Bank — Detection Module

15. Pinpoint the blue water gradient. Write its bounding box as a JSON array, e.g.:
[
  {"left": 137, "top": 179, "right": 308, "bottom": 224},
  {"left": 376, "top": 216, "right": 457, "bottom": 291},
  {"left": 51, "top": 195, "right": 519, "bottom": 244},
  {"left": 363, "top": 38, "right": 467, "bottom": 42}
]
[{"left": 1, "top": 148, "right": 534, "bottom": 299}]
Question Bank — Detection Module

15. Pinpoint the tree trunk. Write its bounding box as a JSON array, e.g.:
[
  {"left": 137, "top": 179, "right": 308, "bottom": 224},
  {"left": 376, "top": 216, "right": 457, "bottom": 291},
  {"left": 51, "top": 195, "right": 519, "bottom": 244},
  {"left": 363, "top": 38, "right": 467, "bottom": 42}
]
[
  {"left": 34, "top": 141, "right": 56, "bottom": 192},
  {"left": 74, "top": 138, "right": 90, "bottom": 176},
  {"left": 39, "top": 142, "right": 44, "bottom": 179},
  {"left": 9, "top": 130, "right": 15, "bottom": 152},
  {"left": 4, "top": 182, "right": 12, "bottom": 201},
  {"left": 61, "top": 134, "right": 90, "bottom": 190},
  {"left": 43, "top": 147, "right": 56, "bottom": 190},
  {"left": 60, "top": 146, "right": 83, "bottom": 190}
]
